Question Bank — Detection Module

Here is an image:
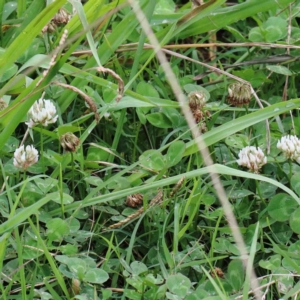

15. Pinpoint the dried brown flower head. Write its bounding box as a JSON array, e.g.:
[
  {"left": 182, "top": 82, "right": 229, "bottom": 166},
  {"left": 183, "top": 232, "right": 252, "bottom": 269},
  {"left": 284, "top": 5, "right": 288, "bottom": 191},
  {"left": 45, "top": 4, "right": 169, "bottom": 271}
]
[
  {"left": 188, "top": 91, "right": 211, "bottom": 131},
  {"left": 211, "top": 267, "right": 224, "bottom": 279},
  {"left": 60, "top": 132, "right": 80, "bottom": 152},
  {"left": 188, "top": 91, "right": 207, "bottom": 110},
  {"left": 42, "top": 8, "right": 71, "bottom": 33},
  {"left": 126, "top": 193, "right": 143, "bottom": 208},
  {"left": 53, "top": 8, "right": 70, "bottom": 25},
  {"left": 227, "top": 82, "right": 252, "bottom": 106}
]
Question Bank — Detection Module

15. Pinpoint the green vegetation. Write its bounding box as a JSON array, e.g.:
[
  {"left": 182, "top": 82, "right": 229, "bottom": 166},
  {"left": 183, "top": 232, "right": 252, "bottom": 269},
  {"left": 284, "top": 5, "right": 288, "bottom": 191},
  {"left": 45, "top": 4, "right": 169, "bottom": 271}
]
[{"left": 0, "top": 0, "right": 300, "bottom": 299}]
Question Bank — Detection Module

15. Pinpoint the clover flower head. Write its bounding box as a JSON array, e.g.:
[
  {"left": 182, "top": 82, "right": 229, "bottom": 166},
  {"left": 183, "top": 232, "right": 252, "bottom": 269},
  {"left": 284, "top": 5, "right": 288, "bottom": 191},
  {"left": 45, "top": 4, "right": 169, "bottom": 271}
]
[
  {"left": 60, "top": 132, "right": 80, "bottom": 152},
  {"left": 26, "top": 98, "right": 58, "bottom": 128},
  {"left": 277, "top": 135, "right": 300, "bottom": 163},
  {"left": 187, "top": 91, "right": 211, "bottom": 131},
  {"left": 227, "top": 82, "right": 252, "bottom": 106},
  {"left": 13, "top": 145, "right": 39, "bottom": 170},
  {"left": 188, "top": 91, "right": 207, "bottom": 110},
  {"left": 237, "top": 146, "right": 267, "bottom": 173},
  {"left": 103, "top": 112, "right": 112, "bottom": 121}
]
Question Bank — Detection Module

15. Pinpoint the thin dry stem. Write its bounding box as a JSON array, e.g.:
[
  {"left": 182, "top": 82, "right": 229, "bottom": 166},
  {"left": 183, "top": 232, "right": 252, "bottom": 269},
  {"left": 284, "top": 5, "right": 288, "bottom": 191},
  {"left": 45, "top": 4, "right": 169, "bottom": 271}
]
[
  {"left": 128, "top": 1, "right": 262, "bottom": 299},
  {"left": 108, "top": 190, "right": 163, "bottom": 229},
  {"left": 284, "top": 4, "right": 295, "bottom": 132},
  {"left": 52, "top": 81, "right": 100, "bottom": 123},
  {"left": 87, "top": 66, "right": 124, "bottom": 102},
  {"left": 36, "top": 30, "right": 68, "bottom": 87},
  {"left": 106, "top": 288, "right": 124, "bottom": 292},
  {"left": 116, "top": 41, "right": 300, "bottom": 51},
  {"left": 9, "top": 279, "right": 57, "bottom": 294},
  {"left": 234, "top": 281, "right": 276, "bottom": 299}
]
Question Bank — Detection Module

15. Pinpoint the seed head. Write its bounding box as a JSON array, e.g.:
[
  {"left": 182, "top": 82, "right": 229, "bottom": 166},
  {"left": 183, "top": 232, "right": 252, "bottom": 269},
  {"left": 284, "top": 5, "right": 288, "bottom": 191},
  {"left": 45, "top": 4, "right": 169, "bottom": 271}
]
[
  {"left": 237, "top": 146, "right": 267, "bottom": 173},
  {"left": 26, "top": 98, "right": 58, "bottom": 128},
  {"left": 14, "top": 145, "right": 39, "bottom": 171}
]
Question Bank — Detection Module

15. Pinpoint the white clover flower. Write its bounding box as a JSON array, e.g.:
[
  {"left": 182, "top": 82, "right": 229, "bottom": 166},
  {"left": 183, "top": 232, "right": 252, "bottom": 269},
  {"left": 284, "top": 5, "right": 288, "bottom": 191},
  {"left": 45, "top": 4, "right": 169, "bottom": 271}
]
[
  {"left": 277, "top": 135, "right": 300, "bottom": 163},
  {"left": 237, "top": 146, "right": 267, "bottom": 173},
  {"left": 13, "top": 145, "right": 39, "bottom": 170},
  {"left": 103, "top": 112, "right": 112, "bottom": 121},
  {"left": 26, "top": 98, "right": 58, "bottom": 128}
]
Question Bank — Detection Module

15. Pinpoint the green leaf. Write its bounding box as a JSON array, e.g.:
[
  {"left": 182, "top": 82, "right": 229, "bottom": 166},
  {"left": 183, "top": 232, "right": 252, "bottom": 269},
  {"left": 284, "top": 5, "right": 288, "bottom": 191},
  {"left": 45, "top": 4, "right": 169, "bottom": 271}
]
[
  {"left": 266, "top": 65, "right": 292, "bottom": 76},
  {"left": 136, "top": 81, "right": 159, "bottom": 98},
  {"left": 161, "top": 108, "right": 183, "bottom": 127},
  {"left": 165, "top": 141, "right": 185, "bottom": 168},
  {"left": 139, "top": 150, "right": 166, "bottom": 171},
  {"left": 154, "top": 0, "right": 175, "bottom": 14},
  {"left": 289, "top": 207, "right": 300, "bottom": 234},
  {"left": 259, "top": 254, "right": 281, "bottom": 271},
  {"left": 166, "top": 273, "right": 191, "bottom": 298},
  {"left": 3, "top": 2, "right": 17, "bottom": 21},
  {"left": 267, "top": 193, "right": 298, "bottom": 222},
  {"left": 273, "top": 267, "right": 294, "bottom": 294},
  {"left": 248, "top": 27, "right": 263, "bottom": 42},
  {"left": 263, "top": 17, "right": 287, "bottom": 42},
  {"left": 0, "top": 63, "right": 18, "bottom": 82},
  {"left": 83, "top": 268, "right": 109, "bottom": 284},
  {"left": 86, "top": 144, "right": 110, "bottom": 168},
  {"left": 291, "top": 173, "right": 300, "bottom": 197},
  {"left": 271, "top": 222, "right": 292, "bottom": 244},
  {"left": 46, "top": 218, "right": 70, "bottom": 242},
  {"left": 49, "top": 192, "right": 74, "bottom": 205},
  {"left": 227, "top": 259, "right": 244, "bottom": 291},
  {"left": 102, "top": 289, "right": 113, "bottom": 300},
  {"left": 124, "top": 289, "right": 142, "bottom": 300},
  {"left": 225, "top": 134, "right": 249, "bottom": 149},
  {"left": 130, "top": 261, "right": 148, "bottom": 276},
  {"left": 57, "top": 125, "right": 81, "bottom": 137},
  {"left": 146, "top": 112, "right": 173, "bottom": 128},
  {"left": 67, "top": 258, "right": 87, "bottom": 279}
]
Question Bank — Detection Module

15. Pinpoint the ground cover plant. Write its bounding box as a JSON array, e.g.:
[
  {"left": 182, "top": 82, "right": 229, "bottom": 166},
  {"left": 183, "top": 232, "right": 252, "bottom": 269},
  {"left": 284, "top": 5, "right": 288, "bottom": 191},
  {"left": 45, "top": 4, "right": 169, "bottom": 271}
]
[{"left": 1, "top": 0, "right": 300, "bottom": 299}]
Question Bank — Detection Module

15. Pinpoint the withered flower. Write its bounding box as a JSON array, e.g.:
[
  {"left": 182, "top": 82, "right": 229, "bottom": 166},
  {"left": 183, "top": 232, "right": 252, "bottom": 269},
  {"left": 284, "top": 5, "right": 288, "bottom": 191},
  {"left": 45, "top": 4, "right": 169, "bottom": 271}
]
[
  {"left": 188, "top": 91, "right": 211, "bottom": 131},
  {"left": 227, "top": 82, "right": 252, "bottom": 106},
  {"left": 42, "top": 8, "right": 71, "bottom": 33},
  {"left": 60, "top": 132, "right": 80, "bottom": 152},
  {"left": 126, "top": 193, "right": 143, "bottom": 208}
]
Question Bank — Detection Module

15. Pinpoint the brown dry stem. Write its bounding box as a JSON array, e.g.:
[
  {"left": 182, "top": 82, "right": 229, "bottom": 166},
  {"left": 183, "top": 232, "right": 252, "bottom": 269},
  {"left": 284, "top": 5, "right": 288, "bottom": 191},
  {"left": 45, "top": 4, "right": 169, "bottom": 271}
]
[
  {"left": 36, "top": 30, "right": 68, "bottom": 87},
  {"left": 52, "top": 81, "right": 100, "bottom": 123},
  {"left": 91, "top": 66, "right": 124, "bottom": 102},
  {"left": 108, "top": 190, "right": 163, "bottom": 229}
]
